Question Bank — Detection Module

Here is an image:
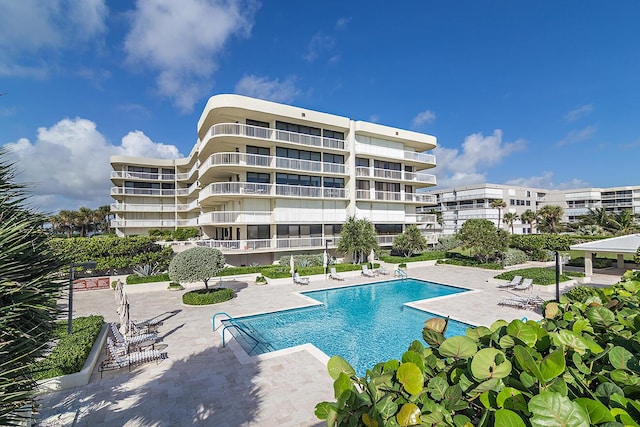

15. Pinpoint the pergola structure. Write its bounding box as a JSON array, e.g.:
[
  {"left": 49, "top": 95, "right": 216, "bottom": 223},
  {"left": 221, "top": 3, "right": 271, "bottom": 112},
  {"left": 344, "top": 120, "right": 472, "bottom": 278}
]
[{"left": 569, "top": 234, "right": 640, "bottom": 276}]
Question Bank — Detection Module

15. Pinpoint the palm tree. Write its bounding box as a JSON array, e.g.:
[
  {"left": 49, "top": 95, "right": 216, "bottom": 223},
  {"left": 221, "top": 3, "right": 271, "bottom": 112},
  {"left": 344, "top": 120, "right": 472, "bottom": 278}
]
[
  {"left": 94, "top": 205, "right": 112, "bottom": 234},
  {"left": 76, "top": 207, "right": 93, "bottom": 237},
  {"left": 337, "top": 216, "right": 379, "bottom": 263},
  {"left": 56, "top": 210, "right": 75, "bottom": 237},
  {"left": 502, "top": 212, "right": 519, "bottom": 234},
  {"left": 490, "top": 199, "right": 507, "bottom": 229},
  {"left": 580, "top": 207, "right": 610, "bottom": 229},
  {"left": 608, "top": 210, "right": 637, "bottom": 236},
  {"left": 537, "top": 205, "right": 564, "bottom": 234},
  {"left": 520, "top": 209, "right": 537, "bottom": 234},
  {"left": 0, "top": 149, "right": 65, "bottom": 425}
]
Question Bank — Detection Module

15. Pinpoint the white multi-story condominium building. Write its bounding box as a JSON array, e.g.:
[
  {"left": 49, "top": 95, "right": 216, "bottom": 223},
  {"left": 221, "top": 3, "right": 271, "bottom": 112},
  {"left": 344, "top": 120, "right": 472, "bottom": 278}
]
[
  {"left": 110, "top": 94, "right": 438, "bottom": 265},
  {"left": 542, "top": 186, "right": 640, "bottom": 223},
  {"left": 423, "top": 183, "right": 640, "bottom": 235},
  {"left": 423, "top": 184, "right": 548, "bottom": 235}
]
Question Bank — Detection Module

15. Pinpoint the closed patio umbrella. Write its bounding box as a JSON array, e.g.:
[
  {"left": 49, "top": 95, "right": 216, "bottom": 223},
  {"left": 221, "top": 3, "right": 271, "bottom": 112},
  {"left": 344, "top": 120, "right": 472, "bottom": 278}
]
[
  {"left": 323, "top": 250, "right": 328, "bottom": 277},
  {"left": 119, "top": 300, "right": 130, "bottom": 336},
  {"left": 368, "top": 249, "right": 375, "bottom": 268},
  {"left": 114, "top": 279, "right": 124, "bottom": 314},
  {"left": 289, "top": 255, "right": 295, "bottom": 276}
]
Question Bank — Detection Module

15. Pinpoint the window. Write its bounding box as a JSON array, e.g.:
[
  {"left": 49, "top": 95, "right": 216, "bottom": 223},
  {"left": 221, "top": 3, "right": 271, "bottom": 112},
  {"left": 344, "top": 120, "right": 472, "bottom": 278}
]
[
  {"left": 247, "top": 172, "right": 270, "bottom": 183},
  {"left": 128, "top": 166, "right": 159, "bottom": 173},
  {"left": 356, "top": 180, "right": 370, "bottom": 190},
  {"left": 374, "top": 160, "right": 401, "bottom": 171},
  {"left": 276, "top": 173, "right": 321, "bottom": 187},
  {"left": 324, "top": 224, "right": 342, "bottom": 236},
  {"left": 526, "top": 200, "right": 531, "bottom": 206},
  {"left": 278, "top": 224, "right": 323, "bottom": 237},
  {"left": 526, "top": 191, "right": 531, "bottom": 197},
  {"left": 246, "top": 119, "right": 269, "bottom": 128},
  {"left": 247, "top": 225, "right": 270, "bottom": 239},
  {"left": 510, "top": 199, "right": 515, "bottom": 205},
  {"left": 323, "top": 153, "right": 344, "bottom": 164},
  {"left": 276, "top": 147, "right": 321, "bottom": 162},
  {"left": 247, "top": 145, "right": 270, "bottom": 156},
  {"left": 375, "top": 182, "right": 400, "bottom": 192},
  {"left": 324, "top": 177, "right": 344, "bottom": 188},
  {"left": 356, "top": 158, "right": 370, "bottom": 167},
  {"left": 276, "top": 121, "right": 321, "bottom": 136},
  {"left": 323, "top": 129, "right": 344, "bottom": 140},
  {"left": 375, "top": 224, "right": 402, "bottom": 234}
]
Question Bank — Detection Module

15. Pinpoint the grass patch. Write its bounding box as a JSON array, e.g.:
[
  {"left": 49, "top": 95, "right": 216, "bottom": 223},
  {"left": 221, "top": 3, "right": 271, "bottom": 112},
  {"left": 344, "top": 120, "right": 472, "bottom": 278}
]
[
  {"left": 182, "top": 288, "right": 234, "bottom": 305},
  {"left": 379, "top": 251, "right": 446, "bottom": 264},
  {"left": 126, "top": 273, "right": 170, "bottom": 284},
  {"left": 495, "top": 267, "right": 584, "bottom": 286},
  {"left": 34, "top": 315, "right": 104, "bottom": 380}
]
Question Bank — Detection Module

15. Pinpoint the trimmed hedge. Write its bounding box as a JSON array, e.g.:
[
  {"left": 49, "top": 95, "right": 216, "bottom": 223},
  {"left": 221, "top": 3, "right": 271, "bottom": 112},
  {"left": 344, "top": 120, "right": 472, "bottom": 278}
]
[
  {"left": 436, "top": 252, "right": 503, "bottom": 270},
  {"left": 126, "top": 273, "right": 171, "bottom": 284},
  {"left": 219, "top": 263, "right": 364, "bottom": 279},
  {"left": 567, "top": 257, "right": 613, "bottom": 269},
  {"left": 495, "top": 267, "right": 584, "bottom": 285},
  {"left": 182, "top": 288, "right": 234, "bottom": 305},
  {"left": 34, "top": 315, "right": 104, "bottom": 380},
  {"left": 378, "top": 251, "right": 446, "bottom": 264}
]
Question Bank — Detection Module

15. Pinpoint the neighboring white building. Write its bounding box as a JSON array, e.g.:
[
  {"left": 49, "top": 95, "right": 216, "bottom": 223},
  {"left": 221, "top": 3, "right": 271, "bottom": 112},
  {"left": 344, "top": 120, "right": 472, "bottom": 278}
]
[
  {"left": 110, "top": 94, "right": 438, "bottom": 265},
  {"left": 424, "top": 183, "right": 640, "bottom": 235}
]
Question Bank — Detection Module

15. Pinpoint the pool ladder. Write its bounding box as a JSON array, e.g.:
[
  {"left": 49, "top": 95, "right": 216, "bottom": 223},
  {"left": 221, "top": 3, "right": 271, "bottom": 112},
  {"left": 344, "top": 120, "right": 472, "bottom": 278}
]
[
  {"left": 394, "top": 269, "right": 408, "bottom": 279},
  {"left": 212, "top": 312, "right": 272, "bottom": 353}
]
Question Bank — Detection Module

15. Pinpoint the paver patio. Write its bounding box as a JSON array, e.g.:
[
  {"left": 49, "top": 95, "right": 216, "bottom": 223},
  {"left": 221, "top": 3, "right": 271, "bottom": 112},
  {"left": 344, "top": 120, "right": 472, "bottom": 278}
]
[{"left": 35, "top": 263, "right": 621, "bottom": 426}]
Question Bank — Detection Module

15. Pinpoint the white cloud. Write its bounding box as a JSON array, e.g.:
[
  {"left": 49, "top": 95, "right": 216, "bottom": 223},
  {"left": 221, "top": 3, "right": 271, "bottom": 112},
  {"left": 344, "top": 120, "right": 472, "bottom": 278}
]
[
  {"left": 336, "top": 17, "right": 351, "bottom": 30},
  {"left": 124, "top": 0, "right": 258, "bottom": 113},
  {"left": 234, "top": 75, "right": 300, "bottom": 103},
  {"left": 2, "top": 117, "right": 181, "bottom": 213},
  {"left": 433, "top": 129, "right": 526, "bottom": 187},
  {"left": 0, "top": 0, "right": 108, "bottom": 77},
  {"left": 505, "top": 172, "right": 589, "bottom": 190},
  {"left": 411, "top": 110, "right": 436, "bottom": 127},
  {"left": 368, "top": 114, "right": 380, "bottom": 123},
  {"left": 564, "top": 104, "right": 593, "bottom": 122},
  {"left": 304, "top": 32, "right": 336, "bottom": 62},
  {"left": 557, "top": 125, "right": 596, "bottom": 146}
]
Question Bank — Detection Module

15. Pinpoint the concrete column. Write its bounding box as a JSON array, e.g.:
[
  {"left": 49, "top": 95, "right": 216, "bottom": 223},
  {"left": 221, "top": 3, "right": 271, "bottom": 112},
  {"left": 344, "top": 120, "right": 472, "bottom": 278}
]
[
  {"left": 584, "top": 251, "right": 593, "bottom": 276},
  {"left": 617, "top": 253, "right": 625, "bottom": 269}
]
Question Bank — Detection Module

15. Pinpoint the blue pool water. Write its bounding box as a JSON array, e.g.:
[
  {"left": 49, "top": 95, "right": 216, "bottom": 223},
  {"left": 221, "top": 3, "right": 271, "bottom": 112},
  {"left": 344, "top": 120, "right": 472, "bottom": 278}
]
[{"left": 225, "top": 279, "right": 470, "bottom": 376}]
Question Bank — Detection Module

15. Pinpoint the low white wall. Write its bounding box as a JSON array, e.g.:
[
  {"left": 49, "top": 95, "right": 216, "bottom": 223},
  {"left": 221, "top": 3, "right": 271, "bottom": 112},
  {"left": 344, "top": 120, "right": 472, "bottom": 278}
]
[{"left": 37, "top": 323, "right": 109, "bottom": 394}]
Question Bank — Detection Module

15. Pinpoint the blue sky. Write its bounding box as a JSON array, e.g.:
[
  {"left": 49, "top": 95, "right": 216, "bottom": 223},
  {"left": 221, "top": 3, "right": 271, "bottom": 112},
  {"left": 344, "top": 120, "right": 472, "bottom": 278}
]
[{"left": 1, "top": 0, "right": 639, "bottom": 213}]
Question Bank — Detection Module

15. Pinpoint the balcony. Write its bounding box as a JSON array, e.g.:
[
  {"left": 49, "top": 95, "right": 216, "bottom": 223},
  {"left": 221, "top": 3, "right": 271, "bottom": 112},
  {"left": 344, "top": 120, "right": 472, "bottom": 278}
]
[
  {"left": 111, "top": 219, "right": 198, "bottom": 228},
  {"left": 356, "top": 190, "right": 437, "bottom": 204},
  {"left": 199, "top": 211, "right": 272, "bottom": 225},
  {"left": 111, "top": 187, "right": 178, "bottom": 197},
  {"left": 354, "top": 144, "right": 436, "bottom": 167},
  {"left": 202, "top": 152, "right": 347, "bottom": 175},
  {"left": 111, "top": 203, "right": 182, "bottom": 213},
  {"left": 199, "top": 182, "right": 348, "bottom": 202},
  {"left": 356, "top": 167, "right": 436, "bottom": 185},
  {"left": 204, "top": 123, "right": 347, "bottom": 152},
  {"left": 110, "top": 171, "right": 178, "bottom": 181}
]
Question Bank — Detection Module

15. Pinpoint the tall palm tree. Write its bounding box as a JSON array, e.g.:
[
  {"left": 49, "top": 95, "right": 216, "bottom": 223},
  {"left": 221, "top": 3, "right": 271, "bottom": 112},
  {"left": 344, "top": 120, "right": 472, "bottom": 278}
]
[
  {"left": 76, "top": 207, "right": 93, "bottom": 237},
  {"left": 580, "top": 207, "right": 610, "bottom": 229},
  {"left": 490, "top": 199, "right": 507, "bottom": 229},
  {"left": 56, "top": 210, "right": 75, "bottom": 238},
  {"left": 608, "top": 210, "right": 637, "bottom": 236},
  {"left": 537, "top": 205, "right": 564, "bottom": 234},
  {"left": 94, "top": 205, "right": 112, "bottom": 234},
  {"left": 502, "top": 212, "right": 519, "bottom": 234},
  {"left": 520, "top": 209, "right": 537, "bottom": 234},
  {"left": 337, "top": 216, "right": 379, "bottom": 263}
]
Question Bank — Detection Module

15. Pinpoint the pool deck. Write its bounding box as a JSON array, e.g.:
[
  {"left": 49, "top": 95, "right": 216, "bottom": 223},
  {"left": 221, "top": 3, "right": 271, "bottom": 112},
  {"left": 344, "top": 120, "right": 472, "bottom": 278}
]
[{"left": 35, "top": 263, "right": 621, "bottom": 426}]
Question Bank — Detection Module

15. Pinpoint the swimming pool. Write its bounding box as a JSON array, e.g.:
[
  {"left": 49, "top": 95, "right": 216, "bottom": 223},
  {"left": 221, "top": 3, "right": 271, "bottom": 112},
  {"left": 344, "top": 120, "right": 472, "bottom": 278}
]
[{"left": 223, "top": 278, "right": 470, "bottom": 375}]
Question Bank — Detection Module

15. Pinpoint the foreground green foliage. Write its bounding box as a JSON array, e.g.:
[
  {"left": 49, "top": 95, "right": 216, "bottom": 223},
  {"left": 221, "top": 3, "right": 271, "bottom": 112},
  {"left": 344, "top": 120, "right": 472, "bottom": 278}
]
[
  {"left": 149, "top": 227, "right": 200, "bottom": 241},
  {"left": 458, "top": 219, "right": 508, "bottom": 263},
  {"left": 436, "top": 253, "right": 503, "bottom": 270},
  {"left": 337, "top": 216, "right": 379, "bottom": 264},
  {"left": 48, "top": 236, "right": 173, "bottom": 275},
  {"left": 0, "top": 150, "right": 67, "bottom": 425},
  {"left": 509, "top": 234, "right": 582, "bottom": 261},
  {"left": 392, "top": 225, "right": 428, "bottom": 257},
  {"left": 34, "top": 316, "right": 104, "bottom": 380},
  {"left": 169, "top": 246, "right": 225, "bottom": 290},
  {"left": 126, "top": 273, "right": 171, "bottom": 284},
  {"left": 182, "top": 288, "right": 234, "bottom": 305},
  {"left": 316, "top": 272, "right": 640, "bottom": 426},
  {"left": 495, "top": 267, "right": 584, "bottom": 285}
]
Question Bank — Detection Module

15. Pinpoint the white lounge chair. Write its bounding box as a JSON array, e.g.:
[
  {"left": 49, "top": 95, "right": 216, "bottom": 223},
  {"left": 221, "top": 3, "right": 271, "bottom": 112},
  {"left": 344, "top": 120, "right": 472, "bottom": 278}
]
[
  {"left": 293, "top": 272, "right": 309, "bottom": 285},
  {"left": 498, "top": 291, "right": 545, "bottom": 309},
  {"left": 513, "top": 278, "right": 533, "bottom": 291},
  {"left": 376, "top": 265, "right": 390, "bottom": 275},
  {"left": 497, "top": 275, "right": 522, "bottom": 288},
  {"left": 110, "top": 323, "right": 157, "bottom": 350},
  {"left": 361, "top": 265, "right": 377, "bottom": 277},
  {"left": 330, "top": 268, "right": 344, "bottom": 281},
  {"left": 99, "top": 337, "right": 167, "bottom": 377}
]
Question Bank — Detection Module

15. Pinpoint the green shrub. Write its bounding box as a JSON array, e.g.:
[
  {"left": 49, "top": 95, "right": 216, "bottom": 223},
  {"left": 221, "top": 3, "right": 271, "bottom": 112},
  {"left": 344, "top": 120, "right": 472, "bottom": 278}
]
[
  {"left": 436, "top": 252, "right": 503, "bottom": 270},
  {"left": 182, "top": 288, "right": 234, "bottom": 305},
  {"left": 278, "top": 254, "right": 325, "bottom": 268},
  {"left": 47, "top": 236, "right": 173, "bottom": 275},
  {"left": 567, "top": 256, "right": 614, "bottom": 269},
  {"left": 167, "top": 282, "right": 184, "bottom": 290},
  {"left": 494, "top": 267, "right": 581, "bottom": 285},
  {"left": 316, "top": 276, "right": 640, "bottom": 425},
  {"left": 171, "top": 227, "right": 199, "bottom": 241},
  {"left": 126, "top": 273, "right": 171, "bottom": 284},
  {"left": 255, "top": 275, "right": 267, "bottom": 284},
  {"left": 501, "top": 248, "right": 529, "bottom": 266},
  {"left": 34, "top": 315, "right": 104, "bottom": 380},
  {"left": 169, "top": 246, "right": 225, "bottom": 290},
  {"left": 378, "top": 251, "right": 445, "bottom": 264},
  {"left": 563, "top": 285, "right": 599, "bottom": 302},
  {"left": 430, "top": 235, "right": 461, "bottom": 252}
]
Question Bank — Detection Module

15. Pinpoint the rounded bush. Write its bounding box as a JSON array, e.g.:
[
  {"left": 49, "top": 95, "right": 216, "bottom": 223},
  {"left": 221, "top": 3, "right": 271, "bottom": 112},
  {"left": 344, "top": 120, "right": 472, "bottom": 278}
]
[
  {"left": 182, "top": 288, "right": 234, "bottom": 305},
  {"left": 502, "top": 248, "right": 529, "bottom": 266}
]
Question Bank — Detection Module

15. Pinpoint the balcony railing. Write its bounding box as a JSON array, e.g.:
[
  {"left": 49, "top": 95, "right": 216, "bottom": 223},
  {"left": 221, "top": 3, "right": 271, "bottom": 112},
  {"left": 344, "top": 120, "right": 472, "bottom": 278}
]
[
  {"left": 206, "top": 123, "right": 347, "bottom": 151},
  {"left": 355, "top": 190, "right": 437, "bottom": 204},
  {"left": 110, "top": 171, "right": 178, "bottom": 181},
  {"left": 199, "top": 211, "right": 272, "bottom": 224},
  {"left": 355, "top": 144, "right": 436, "bottom": 166},
  {"left": 111, "top": 187, "right": 178, "bottom": 197},
  {"left": 202, "top": 152, "right": 347, "bottom": 175},
  {"left": 199, "top": 182, "right": 348, "bottom": 200},
  {"left": 111, "top": 203, "right": 180, "bottom": 212}
]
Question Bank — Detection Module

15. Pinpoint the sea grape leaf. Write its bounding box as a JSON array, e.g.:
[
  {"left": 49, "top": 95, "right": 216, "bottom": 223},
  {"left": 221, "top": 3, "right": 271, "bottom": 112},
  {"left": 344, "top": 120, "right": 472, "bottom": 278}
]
[
  {"left": 422, "top": 329, "right": 446, "bottom": 347},
  {"left": 396, "top": 403, "right": 421, "bottom": 426},
  {"left": 424, "top": 317, "right": 447, "bottom": 334},
  {"left": 540, "top": 348, "right": 566, "bottom": 382},
  {"left": 402, "top": 350, "right": 425, "bottom": 373},
  {"left": 466, "top": 326, "right": 491, "bottom": 342},
  {"left": 545, "top": 302, "right": 559, "bottom": 319},
  {"left": 383, "top": 359, "right": 400, "bottom": 373},
  {"left": 439, "top": 336, "right": 478, "bottom": 359},
  {"left": 333, "top": 372, "right": 352, "bottom": 399},
  {"left": 507, "top": 320, "right": 538, "bottom": 347},
  {"left": 587, "top": 306, "right": 616, "bottom": 327},
  {"left": 513, "top": 345, "right": 544, "bottom": 383},
  {"left": 397, "top": 362, "right": 424, "bottom": 396},
  {"left": 427, "top": 376, "right": 449, "bottom": 400},
  {"left": 314, "top": 401, "right": 336, "bottom": 420},
  {"left": 553, "top": 330, "right": 589, "bottom": 354},
  {"left": 327, "top": 355, "right": 356, "bottom": 380},
  {"left": 572, "top": 318, "right": 593, "bottom": 334},
  {"left": 574, "top": 398, "right": 615, "bottom": 424},
  {"left": 499, "top": 334, "right": 516, "bottom": 349},
  {"left": 497, "top": 387, "right": 529, "bottom": 414},
  {"left": 528, "top": 392, "right": 590, "bottom": 427},
  {"left": 609, "top": 346, "right": 636, "bottom": 371},
  {"left": 375, "top": 395, "right": 398, "bottom": 420},
  {"left": 362, "top": 413, "right": 379, "bottom": 427},
  {"left": 494, "top": 408, "right": 527, "bottom": 427},
  {"left": 471, "top": 348, "right": 512, "bottom": 380}
]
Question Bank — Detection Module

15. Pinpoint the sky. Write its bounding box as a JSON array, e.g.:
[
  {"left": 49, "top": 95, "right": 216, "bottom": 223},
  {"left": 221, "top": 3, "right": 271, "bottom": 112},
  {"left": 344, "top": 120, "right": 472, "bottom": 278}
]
[{"left": 1, "top": 0, "right": 639, "bottom": 214}]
